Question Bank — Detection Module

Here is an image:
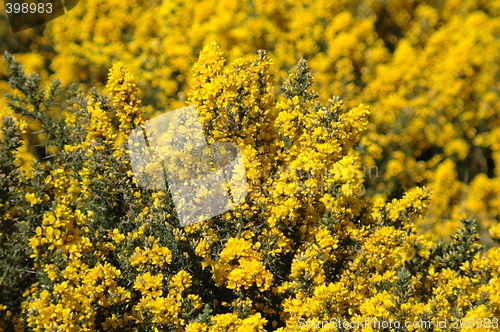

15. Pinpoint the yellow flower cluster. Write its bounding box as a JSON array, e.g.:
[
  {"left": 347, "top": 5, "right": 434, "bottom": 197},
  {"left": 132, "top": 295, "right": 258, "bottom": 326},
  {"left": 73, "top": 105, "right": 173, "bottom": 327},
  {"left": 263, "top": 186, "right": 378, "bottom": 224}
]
[
  {"left": 106, "top": 62, "right": 146, "bottom": 137},
  {"left": 212, "top": 237, "right": 273, "bottom": 291},
  {"left": 130, "top": 242, "right": 173, "bottom": 271}
]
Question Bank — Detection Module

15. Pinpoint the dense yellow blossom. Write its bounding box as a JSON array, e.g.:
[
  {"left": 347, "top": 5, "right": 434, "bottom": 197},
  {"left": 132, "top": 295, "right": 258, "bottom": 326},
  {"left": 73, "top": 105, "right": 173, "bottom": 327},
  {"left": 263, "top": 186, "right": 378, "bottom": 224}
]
[{"left": 1, "top": 0, "right": 500, "bottom": 330}]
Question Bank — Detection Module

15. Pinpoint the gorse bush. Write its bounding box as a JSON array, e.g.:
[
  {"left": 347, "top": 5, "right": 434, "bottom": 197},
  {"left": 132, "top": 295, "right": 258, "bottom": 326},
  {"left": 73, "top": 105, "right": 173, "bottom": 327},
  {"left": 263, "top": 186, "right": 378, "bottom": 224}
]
[
  {"left": 2, "top": 0, "right": 500, "bottom": 243},
  {"left": 1, "top": 42, "right": 500, "bottom": 331}
]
